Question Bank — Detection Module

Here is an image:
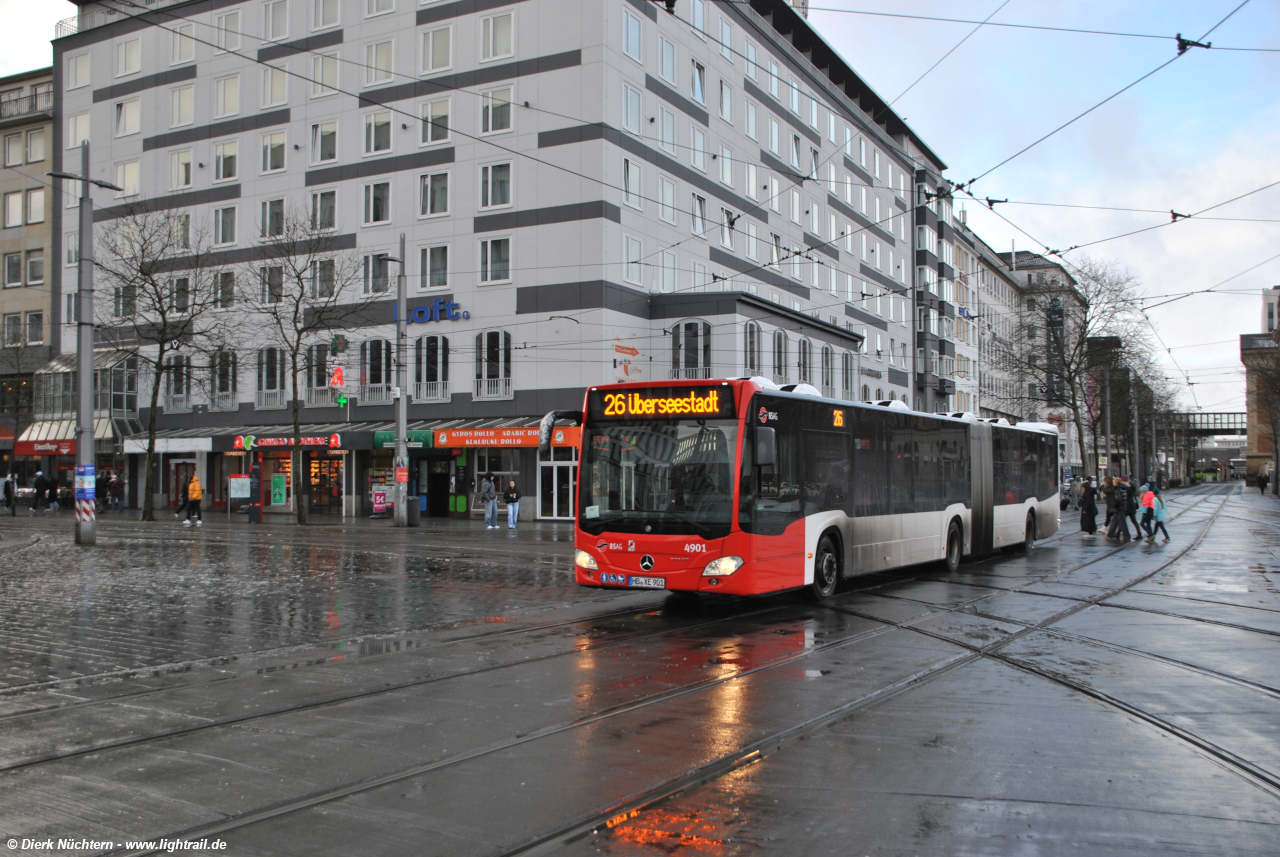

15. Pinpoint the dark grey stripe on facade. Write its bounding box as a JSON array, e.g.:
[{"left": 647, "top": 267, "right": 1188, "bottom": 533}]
[
  {"left": 257, "top": 29, "right": 344, "bottom": 62},
  {"left": 142, "top": 109, "right": 291, "bottom": 151},
  {"left": 304, "top": 147, "right": 455, "bottom": 186},
  {"left": 473, "top": 201, "right": 620, "bottom": 233},
  {"left": 417, "top": 0, "right": 538, "bottom": 26},
  {"left": 53, "top": 0, "right": 244, "bottom": 47},
  {"left": 859, "top": 263, "right": 905, "bottom": 294},
  {"left": 94, "top": 184, "right": 242, "bottom": 223},
  {"left": 644, "top": 74, "right": 709, "bottom": 127},
  {"left": 93, "top": 65, "right": 198, "bottom": 103},
  {"left": 538, "top": 123, "right": 766, "bottom": 224},
  {"left": 843, "top": 156, "right": 873, "bottom": 187},
  {"left": 742, "top": 78, "right": 822, "bottom": 148},
  {"left": 152, "top": 232, "right": 358, "bottom": 274},
  {"left": 803, "top": 231, "right": 838, "bottom": 261},
  {"left": 888, "top": 368, "right": 909, "bottom": 387},
  {"left": 845, "top": 305, "right": 887, "bottom": 330},
  {"left": 894, "top": 195, "right": 907, "bottom": 211},
  {"left": 826, "top": 192, "right": 896, "bottom": 247},
  {"left": 514, "top": 281, "right": 649, "bottom": 319},
  {"left": 357, "top": 50, "right": 582, "bottom": 108},
  {"left": 708, "top": 247, "right": 808, "bottom": 298},
  {"left": 759, "top": 149, "right": 802, "bottom": 186},
  {"left": 624, "top": 0, "right": 659, "bottom": 22}
]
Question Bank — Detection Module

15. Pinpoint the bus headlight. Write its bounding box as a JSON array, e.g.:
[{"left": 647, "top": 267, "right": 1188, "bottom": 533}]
[
  {"left": 702, "top": 556, "right": 744, "bottom": 577},
  {"left": 575, "top": 550, "right": 598, "bottom": 570}
]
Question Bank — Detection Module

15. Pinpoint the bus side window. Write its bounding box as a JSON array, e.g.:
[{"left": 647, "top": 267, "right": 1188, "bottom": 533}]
[
  {"left": 803, "top": 431, "right": 850, "bottom": 517},
  {"left": 753, "top": 425, "right": 801, "bottom": 534}
]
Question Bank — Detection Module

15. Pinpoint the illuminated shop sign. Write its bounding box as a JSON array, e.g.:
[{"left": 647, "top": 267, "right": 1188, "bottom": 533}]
[
  {"left": 588, "top": 386, "right": 736, "bottom": 420},
  {"left": 234, "top": 434, "right": 342, "bottom": 451}
]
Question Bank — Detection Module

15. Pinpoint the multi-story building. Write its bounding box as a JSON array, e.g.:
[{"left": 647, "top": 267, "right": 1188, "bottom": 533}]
[
  {"left": 48, "top": 0, "right": 956, "bottom": 516},
  {"left": 0, "top": 66, "right": 55, "bottom": 480},
  {"left": 946, "top": 207, "right": 980, "bottom": 414},
  {"left": 972, "top": 234, "right": 1023, "bottom": 422},
  {"left": 1262, "top": 285, "right": 1279, "bottom": 334}
]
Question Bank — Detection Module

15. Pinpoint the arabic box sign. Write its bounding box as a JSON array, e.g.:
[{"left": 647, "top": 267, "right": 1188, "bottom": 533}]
[{"left": 433, "top": 427, "right": 581, "bottom": 448}]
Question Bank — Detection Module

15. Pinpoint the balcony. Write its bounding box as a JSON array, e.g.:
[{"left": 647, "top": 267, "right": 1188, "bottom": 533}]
[
  {"left": 305, "top": 386, "right": 338, "bottom": 408},
  {"left": 473, "top": 377, "right": 512, "bottom": 400},
  {"left": 771, "top": 373, "right": 790, "bottom": 386},
  {"left": 0, "top": 92, "right": 53, "bottom": 124},
  {"left": 163, "top": 393, "right": 191, "bottom": 414},
  {"left": 255, "top": 389, "right": 286, "bottom": 410},
  {"left": 358, "top": 384, "right": 391, "bottom": 405},
  {"left": 211, "top": 391, "right": 237, "bottom": 412},
  {"left": 414, "top": 381, "right": 449, "bottom": 403},
  {"left": 669, "top": 367, "right": 712, "bottom": 380},
  {"left": 55, "top": 1, "right": 189, "bottom": 39}
]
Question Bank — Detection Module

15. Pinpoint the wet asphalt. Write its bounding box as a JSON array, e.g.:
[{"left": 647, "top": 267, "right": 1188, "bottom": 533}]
[{"left": 0, "top": 483, "right": 1276, "bottom": 856}]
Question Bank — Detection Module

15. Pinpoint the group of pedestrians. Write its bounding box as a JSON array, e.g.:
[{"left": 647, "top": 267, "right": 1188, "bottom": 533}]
[
  {"left": 1078, "top": 475, "right": 1168, "bottom": 544},
  {"left": 479, "top": 473, "right": 522, "bottom": 530}
]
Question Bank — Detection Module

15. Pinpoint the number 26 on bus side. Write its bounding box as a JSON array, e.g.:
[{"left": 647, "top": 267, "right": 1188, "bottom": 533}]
[{"left": 833, "top": 409, "right": 844, "bottom": 427}]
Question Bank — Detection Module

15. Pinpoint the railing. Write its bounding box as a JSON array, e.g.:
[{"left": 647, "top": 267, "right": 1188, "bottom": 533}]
[
  {"left": 473, "top": 377, "right": 512, "bottom": 400},
  {"left": 821, "top": 385, "right": 836, "bottom": 399},
  {"left": 163, "top": 393, "right": 190, "bottom": 413},
  {"left": 358, "top": 383, "right": 391, "bottom": 405},
  {"left": 669, "top": 367, "right": 712, "bottom": 380},
  {"left": 55, "top": 1, "right": 191, "bottom": 39},
  {"left": 771, "top": 373, "right": 790, "bottom": 386},
  {"left": 255, "top": 389, "right": 285, "bottom": 409},
  {"left": 211, "top": 391, "right": 237, "bottom": 412},
  {"left": 414, "top": 380, "right": 449, "bottom": 403},
  {"left": 0, "top": 92, "right": 53, "bottom": 121},
  {"left": 305, "top": 386, "right": 337, "bottom": 407}
]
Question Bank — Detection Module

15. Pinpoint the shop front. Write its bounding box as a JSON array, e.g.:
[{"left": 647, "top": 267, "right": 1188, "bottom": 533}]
[
  {"left": 210, "top": 427, "right": 374, "bottom": 517},
  {"left": 17, "top": 417, "right": 130, "bottom": 502},
  {"left": 431, "top": 425, "right": 581, "bottom": 521}
]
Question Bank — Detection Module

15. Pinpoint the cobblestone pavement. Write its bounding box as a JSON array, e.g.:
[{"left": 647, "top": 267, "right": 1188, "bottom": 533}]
[{"left": 0, "top": 483, "right": 1276, "bottom": 856}]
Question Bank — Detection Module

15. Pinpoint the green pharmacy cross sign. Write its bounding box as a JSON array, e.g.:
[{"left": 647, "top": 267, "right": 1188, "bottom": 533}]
[{"left": 335, "top": 393, "right": 348, "bottom": 407}]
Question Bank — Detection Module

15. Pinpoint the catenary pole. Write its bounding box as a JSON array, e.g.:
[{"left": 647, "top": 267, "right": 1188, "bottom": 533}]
[
  {"left": 1104, "top": 367, "right": 1112, "bottom": 478},
  {"left": 1132, "top": 374, "right": 1140, "bottom": 481},
  {"left": 75, "top": 144, "right": 95, "bottom": 545},
  {"left": 393, "top": 232, "right": 408, "bottom": 527}
]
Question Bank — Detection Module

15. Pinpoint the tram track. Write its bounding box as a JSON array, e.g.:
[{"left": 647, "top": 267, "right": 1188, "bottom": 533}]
[{"left": 99, "top": 490, "right": 1249, "bottom": 856}]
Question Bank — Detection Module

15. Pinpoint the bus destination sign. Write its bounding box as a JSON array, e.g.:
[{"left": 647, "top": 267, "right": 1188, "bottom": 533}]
[{"left": 589, "top": 386, "right": 736, "bottom": 420}]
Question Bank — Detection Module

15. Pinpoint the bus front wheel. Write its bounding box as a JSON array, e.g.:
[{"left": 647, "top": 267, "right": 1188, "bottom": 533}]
[{"left": 806, "top": 535, "right": 841, "bottom": 602}]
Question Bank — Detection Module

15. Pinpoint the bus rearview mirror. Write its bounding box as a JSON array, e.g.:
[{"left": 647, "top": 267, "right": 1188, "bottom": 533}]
[{"left": 756, "top": 427, "right": 776, "bottom": 467}]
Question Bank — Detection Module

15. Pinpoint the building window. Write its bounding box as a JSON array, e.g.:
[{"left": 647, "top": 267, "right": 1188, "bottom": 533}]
[
  {"left": 660, "top": 251, "right": 676, "bottom": 293},
  {"left": 215, "top": 141, "right": 238, "bottom": 180},
  {"left": 171, "top": 86, "right": 193, "bottom": 127},
  {"left": 659, "top": 108, "right": 675, "bottom": 153},
  {"left": 797, "top": 339, "right": 811, "bottom": 384},
  {"left": 363, "top": 182, "right": 390, "bottom": 224},
  {"left": 214, "top": 206, "right": 237, "bottom": 245},
  {"left": 311, "top": 190, "right": 336, "bottom": 230},
  {"left": 414, "top": 334, "right": 449, "bottom": 396},
  {"left": 115, "top": 99, "right": 140, "bottom": 137},
  {"left": 720, "top": 208, "right": 734, "bottom": 249},
  {"left": 365, "top": 40, "right": 393, "bottom": 85},
  {"left": 115, "top": 161, "right": 139, "bottom": 197},
  {"left": 363, "top": 253, "right": 390, "bottom": 293},
  {"left": 691, "top": 0, "right": 706, "bottom": 34},
  {"left": 263, "top": 65, "right": 288, "bottom": 106},
  {"left": 481, "top": 86, "right": 512, "bottom": 133},
  {"left": 25, "top": 190, "right": 43, "bottom": 224},
  {"left": 623, "top": 159, "right": 641, "bottom": 209},
  {"left": 421, "top": 25, "right": 451, "bottom": 73},
  {"left": 671, "top": 320, "right": 711, "bottom": 379},
  {"left": 745, "top": 41, "right": 758, "bottom": 79},
  {"left": 691, "top": 60, "right": 705, "bottom": 104},
  {"left": 474, "top": 330, "right": 512, "bottom": 398},
  {"left": 744, "top": 322, "right": 761, "bottom": 374},
  {"left": 364, "top": 111, "right": 392, "bottom": 153},
  {"left": 421, "top": 98, "right": 450, "bottom": 143},
  {"left": 24, "top": 252, "right": 43, "bottom": 286},
  {"left": 623, "top": 84, "right": 641, "bottom": 134},
  {"left": 719, "top": 146, "right": 733, "bottom": 186},
  {"left": 481, "top": 12, "right": 514, "bottom": 61},
  {"left": 623, "top": 11, "right": 642, "bottom": 62},
  {"left": 772, "top": 330, "right": 788, "bottom": 381},
  {"left": 421, "top": 245, "right": 448, "bottom": 288},
  {"left": 66, "top": 114, "right": 90, "bottom": 151},
  {"left": 479, "top": 238, "right": 511, "bottom": 283},
  {"left": 719, "top": 80, "right": 732, "bottom": 122},
  {"left": 261, "top": 131, "right": 286, "bottom": 172},
  {"left": 480, "top": 162, "right": 511, "bottom": 208},
  {"left": 309, "top": 260, "right": 334, "bottom": 297},
  {"left": 658, "top": 177, "right": 675, "bottom": 224},
  {"left": 745, "top": 222, "right": 758, "bottom": 260},
  {"left": 367, "top": 0, "right": 393, "bottom": 14},
  {"left": 170, "top": 213, "right": 190, "bottom": 249},
  {"left": 314, "top": 0, "right": 339, "bottom": 29},
  {"left": 691, "top": 194, "right": 706, "bottom": 236},
  {"left": 842, "top": 352, "right": 854, "bottom": 396},
  {"left": 215, "top": 76, "right": 240, "bottom": 117},
  {"left": 113, "top": 285, "right": 137, "bottom": 317},
  {"left": 659, "top": 37, "right": 675, "bottom": 83},
  {"left": 420, "top": 171, "right": 448, "bottom": 216},
  {"left": 65, "top": 233, "right": 78, "bottom": 267},
  {"left": 24, "top": 312, "right": 42, "bottom": 345},
  {"left": 116, "top": 38, "right": 141, "bottom": 76},
  {"left": 264, "top": 0, "right": 288, "bottom": 41},
  {"left": 260, "top": 198, "right": 284, "bottom": 237},
  {"left": 312, "top": 53, "right": 338, "bottom": 96},
  {"left": 768, "top": 117, "right": 779, "bottom": 154},
  {"left": 2, "top": 254, "right": 19, "bottom": 287},
  {"left": 311, "top": 121, "right": 337, "bottom": 162},
  {"left": 67, "top": 54, "right": 91, "bottom": 89},
  {"left": 690, "top": 127, "right": 706, "bottom": 171},
  {"left": 719, "top": 18, "right": 732, "bottom": 59},
  {"left": 623, "top": 235, "right": 642, "bottom": 284},
  {"left": 745, "top": 101, "right": 757, "bottom": 140},
  {"left": 167, "top": 277, "right": 191, "bottom": 313},
  {"left": 216, "top": 10, "right": 241, "bottom": 51},
  {"left": 2, "top": 314, "right": 18, "bottom": 345}
]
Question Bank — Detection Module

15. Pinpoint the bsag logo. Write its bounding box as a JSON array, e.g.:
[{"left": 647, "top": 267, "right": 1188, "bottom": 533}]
[{"left": 758, "top": 407, "right": 778, "bottom": 424}]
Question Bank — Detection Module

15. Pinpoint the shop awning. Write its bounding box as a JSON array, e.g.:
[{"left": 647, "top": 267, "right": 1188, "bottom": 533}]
[
  {"left": 16, "top": 417, "right": 118, "bottom": 457},
  {"left": 372, "top": 417, "right": 581, "bottom": 449},
  {"left": 206, "top": 423, "right": 385, "bottom": 452}
]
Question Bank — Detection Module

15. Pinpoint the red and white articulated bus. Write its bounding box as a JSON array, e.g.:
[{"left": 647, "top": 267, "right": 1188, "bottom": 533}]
[{"left": 541, "top": 378, "right": 1060, "bottom": 601}]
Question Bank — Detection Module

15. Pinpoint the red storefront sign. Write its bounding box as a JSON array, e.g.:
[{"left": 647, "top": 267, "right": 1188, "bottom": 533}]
[
  {"left": 234, "top": 433, "right": 342, "bottom": 450},
  {"left": 433, "top": 427, "right": 581, "bottom": 448},
  {"left": 16, "top": 440, "right": 74, "bottom": 456}
]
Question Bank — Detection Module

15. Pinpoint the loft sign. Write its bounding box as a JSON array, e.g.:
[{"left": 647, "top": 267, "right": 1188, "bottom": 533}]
[{"left": 393, "top": 298, "right": 470, "bottom": 324}]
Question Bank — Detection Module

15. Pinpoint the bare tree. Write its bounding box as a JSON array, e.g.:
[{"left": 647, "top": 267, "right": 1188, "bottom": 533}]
[
  {"left": 95, "top": 206, "right": 234, "bottom": 521},
  {"left": 238, "top": 210, "right": 372, "bottom": 525}
]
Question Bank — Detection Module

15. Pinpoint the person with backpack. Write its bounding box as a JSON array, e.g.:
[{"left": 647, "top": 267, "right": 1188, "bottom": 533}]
[
  {"left": 504, "top": 480, "right": 521, "bottom": 529},
  {"left": 1146, "top": 487, "right": 1170, "bottom": 543},
  {"left": 183, "top": 473, "right": 203, "bottom": 527},
  {"left": 1105, "top": 477, "right": 1131, "bottom": 542}
]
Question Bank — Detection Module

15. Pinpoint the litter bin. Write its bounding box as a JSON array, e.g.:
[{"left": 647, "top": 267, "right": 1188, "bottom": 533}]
[{"left": 407, "top": 495, "right": 421, "bottom": 526}]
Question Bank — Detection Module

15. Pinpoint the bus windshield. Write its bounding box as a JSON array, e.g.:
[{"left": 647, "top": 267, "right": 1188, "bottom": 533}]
[{"left": 579, "top": 419, "right": 740, "bottom": 538}]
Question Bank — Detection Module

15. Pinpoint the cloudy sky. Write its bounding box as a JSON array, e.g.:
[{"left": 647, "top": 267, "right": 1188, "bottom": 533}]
[{"left": 5, "top": 1, "right": 1276, "bottom": 412}]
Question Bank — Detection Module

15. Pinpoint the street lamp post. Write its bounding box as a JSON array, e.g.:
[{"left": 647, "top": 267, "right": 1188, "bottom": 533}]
[
  {"left": 49, "top": 143, "right": 122, "bottom": 546},
  {"left": 393, "top": 233, "right": 408, "bottom": 527}
]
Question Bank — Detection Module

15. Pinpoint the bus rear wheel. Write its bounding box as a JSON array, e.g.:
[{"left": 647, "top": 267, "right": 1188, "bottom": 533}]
[
  {"left": 944, "top": 521, "right": 962, "bottom": 574},
  {"left": 806, "top": 535, "right": 841, "bottom": 602},
  {"left": 1021, "top": 512, "right": 1036, "bottom": 553}
]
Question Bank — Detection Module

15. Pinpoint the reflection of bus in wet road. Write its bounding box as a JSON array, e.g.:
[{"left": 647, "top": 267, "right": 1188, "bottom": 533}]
[{"left": 550, "top": 378, "right": 1059, "bottom": 600}]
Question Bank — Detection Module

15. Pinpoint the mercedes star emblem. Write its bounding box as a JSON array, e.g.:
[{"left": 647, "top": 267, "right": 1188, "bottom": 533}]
[{"left": 639, "top": 555, "right": 655, "bottom": 572}]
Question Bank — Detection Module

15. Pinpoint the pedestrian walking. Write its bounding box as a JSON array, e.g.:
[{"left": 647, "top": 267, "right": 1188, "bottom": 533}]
[
  {"left": 1105, "top": 477, "right": 1132, "bottom": 542},
  {"left": 109, "top": 474, "right": 124, "bottom": 511},
  {"left": 2, "top": 474, "right": 13, "bottom": 516},
  {"left": 481, "top": 473, "right": 498, "bottom": 529},
  {"left": 1080, "top": 481, "right": 1098, "bottom": 535},
  {"left": 175, "top": 477, "right": 189, "bottom": 520},
  {"left": 1139, "top": 483, "right": 1156, "bottom": 539},
  {"left": 1260, "top": 471, "right": 1271, "bottom": 496},
  {"left": 504, "top": 480, "right": 521, "bottom": 529},
  {"left": 95, "top": 472, "right": 107, "bottom": 513},
  {"left": 1101, "top": 477, "right": 1117, "bottom": 529},
  {"left": 31, "top": 471, "right": 48, "bottom": 514},
  {"left": 1146, "top": 488, "right": 1171, "bottom": 543},
  {"left": 183, "top": 473, "right": 203, "bottom": 527},
  {"left": 1123, "top": 476, "right": 1142, "bottom": 535}
]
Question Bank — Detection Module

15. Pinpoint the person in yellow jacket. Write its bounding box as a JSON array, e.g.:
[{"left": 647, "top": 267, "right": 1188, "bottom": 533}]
[{"left": 184, "top": 474, "right": 203, "bottom": 527}]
